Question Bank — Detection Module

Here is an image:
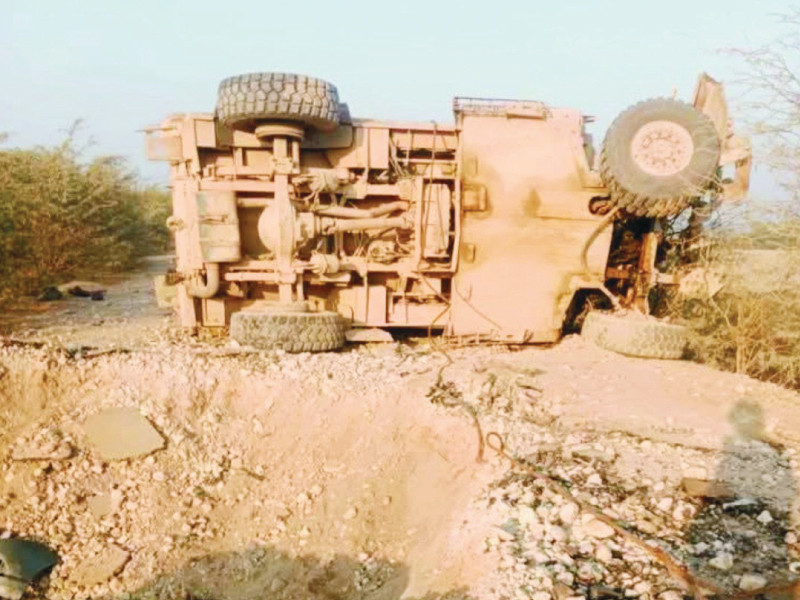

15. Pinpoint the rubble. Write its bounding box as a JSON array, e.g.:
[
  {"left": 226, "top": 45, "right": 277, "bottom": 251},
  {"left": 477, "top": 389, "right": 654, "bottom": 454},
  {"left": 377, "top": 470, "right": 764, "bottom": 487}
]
[
  {"left": 9, "top": 427, "right": 72, "bottom": 462},
  {"left": 68, "top": 544, "right": 129, "bottom": 587},
  {"left": 757, "top": 509, "right": 774, "bottom": 524},
  {"left": 82, "top": 407, "right": 165, "bottom": 460},
  {"left": 344, "top": 328, "right": 394, "bottom": 343},
  {"left": 1, "top": 292, "right": 799, "bottom": 599},
  {"left": 738, "top": 573, "right": 767, "bottom": 591},
  {"left": 86, "top": 493, "right": 114, "bottom": 520},
  {"left": 558, "top": 503, "right": 579, "bottom": 525},
  {"left": 709, "top": 552, "right": 733, "bottom": 570},
  {"left": 680, "top": 477, "right": 730, "bottom": 498},
  {"left": 582, "top": 517, "right": 615, "bottom": 539}
]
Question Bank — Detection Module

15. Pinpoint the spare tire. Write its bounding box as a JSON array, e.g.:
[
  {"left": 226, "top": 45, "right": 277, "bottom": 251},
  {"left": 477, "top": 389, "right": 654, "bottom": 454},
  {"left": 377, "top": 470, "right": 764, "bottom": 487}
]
[
  {"left": 230, "top": 310, "right": 345, "bottom": 353},
  {"left": 600, "top": 98, "right": 720, "bottom": 218},
  {"left": 216, "top": 72, "right": 340, "bottom": 132},
  {"left": 581, "top": 311, "right": 688, "bottom": 359}
]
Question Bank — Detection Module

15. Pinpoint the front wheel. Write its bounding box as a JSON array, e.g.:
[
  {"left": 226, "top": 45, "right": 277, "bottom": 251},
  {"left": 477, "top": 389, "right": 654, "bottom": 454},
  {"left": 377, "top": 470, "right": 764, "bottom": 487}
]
[
  {"left": 581, "top": 311, "right": 688, "bottom": 359},
  {"left": 600, "top": 98, "right": 720, "bottom": 218}
]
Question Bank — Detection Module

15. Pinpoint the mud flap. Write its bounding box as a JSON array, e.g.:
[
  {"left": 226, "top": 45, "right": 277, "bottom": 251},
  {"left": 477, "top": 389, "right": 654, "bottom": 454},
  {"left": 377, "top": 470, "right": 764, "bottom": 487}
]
[{"left": 693, "top": 73, "right": 752, "bottom": 201}]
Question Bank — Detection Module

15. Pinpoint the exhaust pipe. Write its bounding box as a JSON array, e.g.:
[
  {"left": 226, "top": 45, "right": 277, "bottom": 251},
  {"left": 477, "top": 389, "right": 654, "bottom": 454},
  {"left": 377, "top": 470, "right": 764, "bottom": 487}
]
[{"left": 185, "top": 263, "right": 220, "bottom": 298}]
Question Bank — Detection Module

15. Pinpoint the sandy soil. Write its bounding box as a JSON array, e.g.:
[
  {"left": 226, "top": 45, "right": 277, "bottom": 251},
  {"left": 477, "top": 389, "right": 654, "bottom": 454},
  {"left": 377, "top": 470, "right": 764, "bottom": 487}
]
[{"left": 1, "top": 263, "right": 799, "bottom": 600}]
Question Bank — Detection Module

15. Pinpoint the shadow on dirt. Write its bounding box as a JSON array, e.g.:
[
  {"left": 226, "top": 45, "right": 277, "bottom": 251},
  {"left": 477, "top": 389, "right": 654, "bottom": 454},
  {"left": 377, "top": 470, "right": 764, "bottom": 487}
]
[
  {"left": 684, "top": 399, "right": 798, "bottom": 594},
  {"left": 89, "top": 545, "right": 473, "bottom": 600}
]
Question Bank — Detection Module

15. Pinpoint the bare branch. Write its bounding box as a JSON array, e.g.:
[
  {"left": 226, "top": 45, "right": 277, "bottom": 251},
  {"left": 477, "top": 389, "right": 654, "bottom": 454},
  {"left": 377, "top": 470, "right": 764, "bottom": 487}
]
[{"left": 725, "top": 10, "right": 800, "bottom": 189}]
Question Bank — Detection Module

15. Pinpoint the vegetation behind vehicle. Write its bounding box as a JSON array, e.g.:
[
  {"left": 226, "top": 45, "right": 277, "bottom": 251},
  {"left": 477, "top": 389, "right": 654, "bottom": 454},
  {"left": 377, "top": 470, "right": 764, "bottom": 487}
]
[
  {"left": 661, "top": 205, "right": 800, "bottom": 390},
  {"left": 0, "top": 132, "right": 170, "bottom": 304}
]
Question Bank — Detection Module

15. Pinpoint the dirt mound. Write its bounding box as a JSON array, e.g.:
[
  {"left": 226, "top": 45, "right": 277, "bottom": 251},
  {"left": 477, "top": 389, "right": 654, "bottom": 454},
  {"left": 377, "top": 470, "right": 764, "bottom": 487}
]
[
  {"left": 2, "top": 266, "right": 800, "bottom": 598},
  {"left": 0, "top": 340, "right": 502, "bottom": 599}
]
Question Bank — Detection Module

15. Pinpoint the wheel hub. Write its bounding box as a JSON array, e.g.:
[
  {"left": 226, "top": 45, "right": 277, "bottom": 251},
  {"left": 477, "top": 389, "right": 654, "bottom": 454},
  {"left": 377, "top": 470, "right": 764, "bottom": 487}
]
[
  {"left": 630, "top": 120, "right": 694, "bottom": 176},
  {"left": 254, "top": 121, "right": 305, "bottom": 140}
]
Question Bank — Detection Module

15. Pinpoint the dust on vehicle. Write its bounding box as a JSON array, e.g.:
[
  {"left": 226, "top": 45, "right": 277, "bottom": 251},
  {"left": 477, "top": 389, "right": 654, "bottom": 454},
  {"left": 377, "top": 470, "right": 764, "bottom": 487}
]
[{"left": 145, "top": 72, "right": 750, "bottom": 354}]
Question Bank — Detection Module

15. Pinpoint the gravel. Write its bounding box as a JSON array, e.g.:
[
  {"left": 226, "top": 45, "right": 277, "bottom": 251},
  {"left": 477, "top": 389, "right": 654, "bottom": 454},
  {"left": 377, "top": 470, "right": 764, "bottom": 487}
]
[{"left": 1, "top": 288, "right": 799, "bottom": 599}]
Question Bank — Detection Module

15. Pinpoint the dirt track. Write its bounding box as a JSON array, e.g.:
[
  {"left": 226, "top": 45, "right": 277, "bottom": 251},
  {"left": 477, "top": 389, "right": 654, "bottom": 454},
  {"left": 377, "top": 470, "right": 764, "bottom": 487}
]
[{"left": 1, "top": 262, "right": 799, "bottom": 600}]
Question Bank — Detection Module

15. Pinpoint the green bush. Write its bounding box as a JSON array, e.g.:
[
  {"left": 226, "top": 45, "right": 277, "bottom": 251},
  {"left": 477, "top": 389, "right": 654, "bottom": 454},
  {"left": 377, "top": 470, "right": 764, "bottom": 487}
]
[
  {"left": 664, "top": 206, "right": 800, "bottom": 390},
  {"left": 0, "top": 135, "right": 170, "bottom": 302}
]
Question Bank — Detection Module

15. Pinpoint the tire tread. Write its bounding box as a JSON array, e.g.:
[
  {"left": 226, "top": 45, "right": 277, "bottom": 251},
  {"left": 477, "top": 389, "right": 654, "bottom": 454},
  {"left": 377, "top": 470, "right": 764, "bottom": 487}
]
[
  {"left": 230, "top": 311, "right": 346, "bottom": 353},
  {"left": 216, "top": 72, "right": 340, "bottom": 131},
  {"left": 600, "top": 98, "right": 720, "bottom": 218},
  {"left": 581, "top": 311, "right": 687, "bottom": 359}
]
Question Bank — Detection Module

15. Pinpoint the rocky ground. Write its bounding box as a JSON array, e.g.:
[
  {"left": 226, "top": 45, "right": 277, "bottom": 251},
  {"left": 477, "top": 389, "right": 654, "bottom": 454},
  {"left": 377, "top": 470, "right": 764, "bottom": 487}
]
[{"left": 1, "top": 262, "right": 799, "bottom": 600}]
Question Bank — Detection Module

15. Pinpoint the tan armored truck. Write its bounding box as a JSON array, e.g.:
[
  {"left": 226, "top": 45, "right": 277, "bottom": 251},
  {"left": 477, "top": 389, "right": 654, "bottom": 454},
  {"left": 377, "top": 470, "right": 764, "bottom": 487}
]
[{"left": 145, "top": 72, "right": 750, "bottom": 353}]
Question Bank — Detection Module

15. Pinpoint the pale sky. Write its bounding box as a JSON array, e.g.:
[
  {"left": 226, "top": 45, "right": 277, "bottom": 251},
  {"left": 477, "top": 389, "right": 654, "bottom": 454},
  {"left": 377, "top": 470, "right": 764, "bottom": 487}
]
[{"left": 1, "top": 0, "right": 794, "bottom": 197}]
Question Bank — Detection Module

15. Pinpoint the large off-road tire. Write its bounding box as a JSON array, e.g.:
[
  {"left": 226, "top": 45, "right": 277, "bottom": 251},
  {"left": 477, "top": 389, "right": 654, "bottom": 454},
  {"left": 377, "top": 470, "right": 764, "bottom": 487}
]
[
  {"left": 581, "top": 311, "right": 688, "bottom": 359},
  {"left": 216, "top": 72, "right": 340, "bottom": 132},
  {"left": 600, "top": 98, "right": 720, "bottom": 218},
  {"left": 230, "top": 310, "right": 346, "bottom": 353}
]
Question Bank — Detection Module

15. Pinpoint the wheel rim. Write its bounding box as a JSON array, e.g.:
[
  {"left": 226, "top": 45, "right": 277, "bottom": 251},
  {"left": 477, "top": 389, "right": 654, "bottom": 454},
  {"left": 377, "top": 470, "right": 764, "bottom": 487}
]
[{"left": 629, "top": 120, "right": 694, "bottom": 176}]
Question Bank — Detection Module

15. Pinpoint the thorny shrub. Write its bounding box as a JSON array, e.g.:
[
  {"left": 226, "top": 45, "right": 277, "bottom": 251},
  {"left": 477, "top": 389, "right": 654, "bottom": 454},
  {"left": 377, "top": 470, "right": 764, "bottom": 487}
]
[
  {"left": 0, "top": 132, "right": 170, "bottom": 303},
  {"left": 659, "top": 204, "right": 800, "bottom": 390}
]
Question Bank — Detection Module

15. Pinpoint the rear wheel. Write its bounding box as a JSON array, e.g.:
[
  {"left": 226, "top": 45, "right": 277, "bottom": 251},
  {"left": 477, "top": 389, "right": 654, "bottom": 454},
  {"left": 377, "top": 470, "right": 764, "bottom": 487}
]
[
  {"left": 230, "top": 310, "right": 346, "bottom": 353},
  {"left": 216, "top": 72, "right": 340, "bottom": 132},
  {"left": 600, "top": 98, "right": 720, "bottom": 218}
]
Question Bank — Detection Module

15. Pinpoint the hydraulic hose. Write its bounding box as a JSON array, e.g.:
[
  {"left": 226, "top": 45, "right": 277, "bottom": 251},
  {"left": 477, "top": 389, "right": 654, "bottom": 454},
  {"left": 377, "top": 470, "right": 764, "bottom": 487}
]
[{"left": 185, "top": 263, "right": 220, "bottom": 298}]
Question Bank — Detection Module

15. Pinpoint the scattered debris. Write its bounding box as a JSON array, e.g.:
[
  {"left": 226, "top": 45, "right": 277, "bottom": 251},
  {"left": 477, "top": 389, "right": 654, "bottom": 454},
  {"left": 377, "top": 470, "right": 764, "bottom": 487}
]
[
  {"left": 0, "top": 538, "right": 58, "bottom": 600},
  {"left": 738, "top": 573, "right": 767, "bottom": 591},
  {"left": 681, "top": 477, "right": 731, "bottom": 499},
  {"left": 582, "top": 516, "right": 615, "bottom": 539},
  {"left": 83, "top": 407, "right": 165, "bottom": 460},
  {"left": 345, "top": 328, "right": 394, "bottom": 343},
  {"left": 68, "top": 544, "right": 129, "bottom": 587},
  {"left": 709, "top": 552, "right": 733, "bottom": 570},
  {"left": 482, "top": 429, "right": 800, "bottom": 600},
  {"left": 9, "top": 427, "right": 73, "bottom": 462},
  {"left": 757, "top": 509, "right": 774, "bottom": 524},
  {"left": 486, "top": 432, "right": 709, "bottom": 595},
  {"left": 86, "top": 492, "right": 116, "bottom": 520},
  {"left": 2, "top": 292, "right": 800, "bottom": 600}
]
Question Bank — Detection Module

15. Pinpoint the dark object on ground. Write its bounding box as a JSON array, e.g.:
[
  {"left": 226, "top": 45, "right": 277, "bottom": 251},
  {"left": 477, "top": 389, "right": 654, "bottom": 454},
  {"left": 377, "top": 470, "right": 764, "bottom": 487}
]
[
  {"left": 0, "top": 538, "right": 59, "bottom": 600},
  {"left": 68, "top": 286, "right": 91, "bottom": 297},
  {"left": 90, "top": 290, "right": 105, "bottom": 301},
  {"left": 57, "top": 281, "right": 106, "bottom": 298},
  {"left": 37, "top": 287, "right": 63, "bottom": 302}
]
